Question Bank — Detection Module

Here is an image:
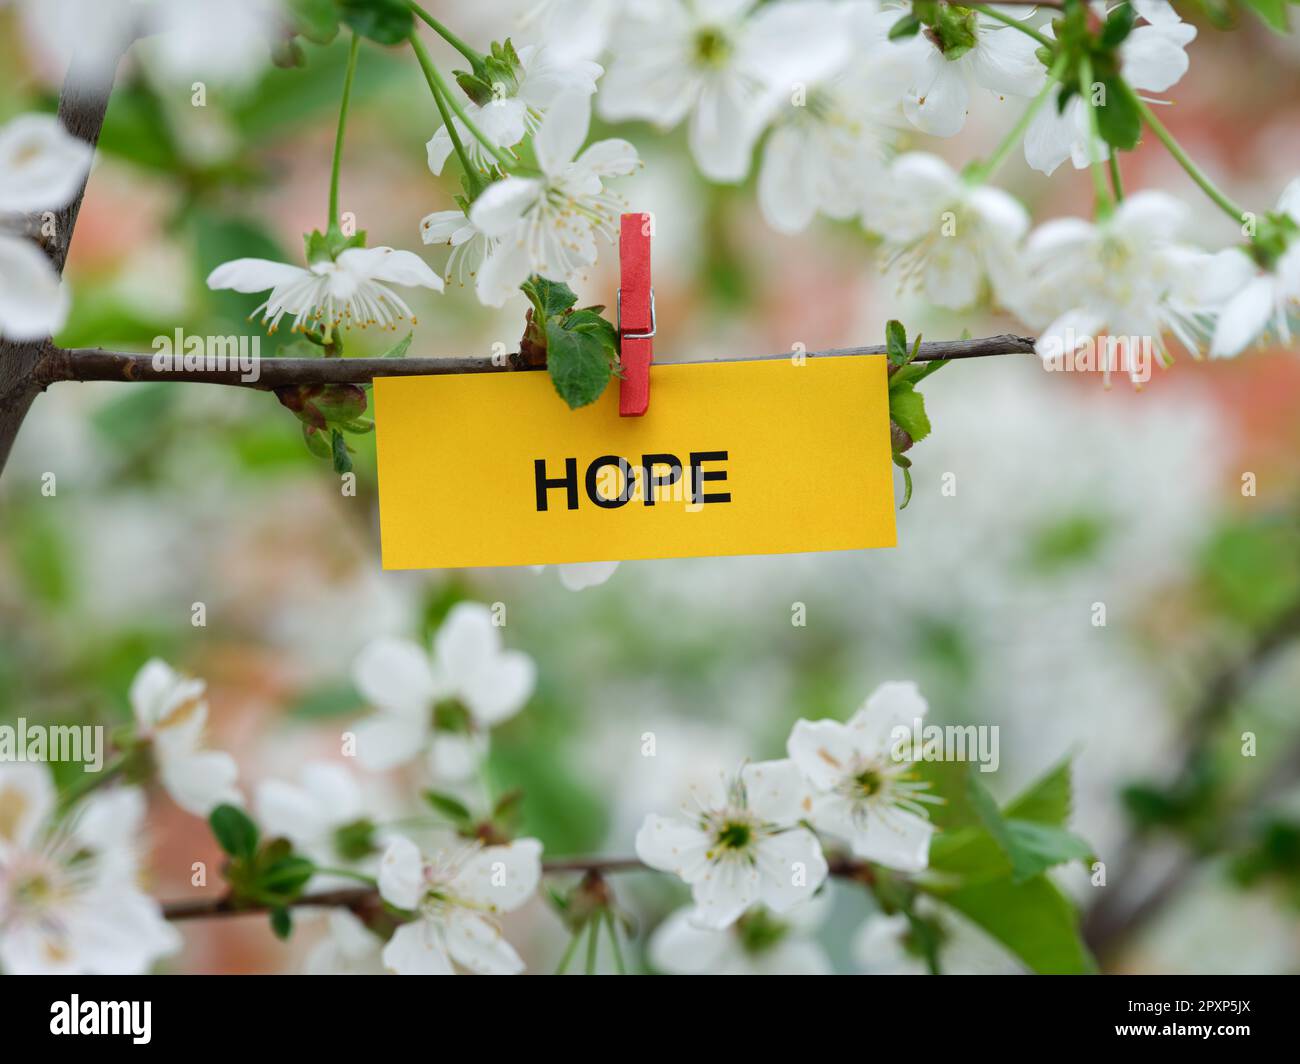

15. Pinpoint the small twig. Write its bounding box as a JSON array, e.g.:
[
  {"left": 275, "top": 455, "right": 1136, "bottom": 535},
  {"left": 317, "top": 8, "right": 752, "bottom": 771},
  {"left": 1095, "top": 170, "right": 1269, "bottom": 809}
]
[
  {"left": 35, "top": 335, "right": 1038, "bottom": 392},
  {"left": 162, "top": 853, "right": 875, "bottom": 921}
]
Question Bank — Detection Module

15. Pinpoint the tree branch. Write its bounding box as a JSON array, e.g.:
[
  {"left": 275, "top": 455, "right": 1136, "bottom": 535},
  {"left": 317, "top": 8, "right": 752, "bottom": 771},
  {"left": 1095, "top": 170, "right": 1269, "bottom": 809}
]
[
  {"left": 34, "top": 334, "right": 1038, "bottom": 392},
  {"left": 162, "top": 853, "right": 871, "bottom": 921}
]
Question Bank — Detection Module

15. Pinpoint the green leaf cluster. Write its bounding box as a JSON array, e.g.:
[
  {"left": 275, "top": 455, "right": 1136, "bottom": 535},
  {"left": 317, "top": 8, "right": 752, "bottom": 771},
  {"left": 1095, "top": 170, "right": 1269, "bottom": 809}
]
[
  {"left": 209, "top": 804, "right": 318, "bottom": 940},
  {"left": 520, "top": 276, "right": 621, "bottom": 410}
]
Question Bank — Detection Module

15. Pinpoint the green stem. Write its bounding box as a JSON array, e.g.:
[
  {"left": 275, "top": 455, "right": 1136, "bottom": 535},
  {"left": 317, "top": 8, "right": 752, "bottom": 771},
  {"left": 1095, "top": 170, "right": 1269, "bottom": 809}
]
[
  {"left": 329, "top": 32, "right": 362, "bottom": 230},
  {"left": 1078, "top": 56, "right": 1113, "bottom": 219},
  {"left": 1123, "top": 82, "right": 1247, "bottom": 224},
  {"left": 972, "top": 4, "right": 1052, "bottom": 47},
  {"left": 312, "top": 867, "right": 378, "bottom": 886},
  {"left": 1108, "top": 152, "right": 1124, "bottom": 202},
  {"left": 57, "top": 754, "right": 129, "bottom": 813},
  {"left": 605, "top": 910, "right": 627, "bottom": 975},
  {"left": 412, "top": 34, "right": 482, "bottom": 197},
  {"left": 555, "top": 927, "right": 582, "bottom": 974},
  {"left": 408, "top": 32, "right": 514, "bottom": 171},
  {"left": 585, "top": 915, "right": 600, "bottom": 975},
  {"left": 969, "top": 53, "right": 1067, "bottom": 183},
  {"left": 407, "top": 2, "right": 484, "bottom": 68}
]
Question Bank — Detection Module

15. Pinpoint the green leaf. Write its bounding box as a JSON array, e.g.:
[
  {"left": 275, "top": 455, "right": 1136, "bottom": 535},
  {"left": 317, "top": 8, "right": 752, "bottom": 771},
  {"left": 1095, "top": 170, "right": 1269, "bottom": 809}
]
[
  {"left": 893, "top": 452, "right": 913, "bottom": 509},
  {"left": 889, "top": 385, "right": 931, "bottom": 446},
  {"left": 288, "top": 0, "right": 340, "bottom": 44},
  {"left": 424, "top": 789, "right": 473, "bottom": 824},
  {"left": 1243, "top": 0, "right": 1291, "bottom": 33},
  {"left": 545, "top": 319, "right": 614, "bottom": 409},
  {"left": 1004, "top": 759, "right": 1073, "bottom": 825},
  {"left": 338, "top": 0, "right": 414, "bottom": 45},
  {"left": 567, "top": 309, "right": 619, "bottom": 350},
  {"left": 970, "top": 771, "right": 1092, "bottom": 883},
  {"left": 1100, "top": 2, "right": 1136, "bottom": 47},
  {"left": 1095, "top": 75, "right": 1141, "bottom": 151},
  {"left": 888, "top": 13, "right": 922, "bottom": 38},
  {"left": 270, "top": 907, "right": 293, "bottom": 940},
  {"left": 303, "top": 423, "right": 332, "bottom": 460},
  {"left": 936, "top": 875, "right": 1096, "bottom": 974},
  {"left": 885, "top": 319, "right": 909, "bottom": 365},
  {"left": 380, "top": 332, "right": 413, "bottom": 358},
  {"left": 258, "top": 854, "right": 317, "bottom": 898},
  {"left": 523, "top": 276, "right": 579, "bottom": 318},
  {"left": 331, "top": 429, "right": 352, "bottom": 474},
  {"left": 209, "top": 804, "right": 259, "bottom": 860}
]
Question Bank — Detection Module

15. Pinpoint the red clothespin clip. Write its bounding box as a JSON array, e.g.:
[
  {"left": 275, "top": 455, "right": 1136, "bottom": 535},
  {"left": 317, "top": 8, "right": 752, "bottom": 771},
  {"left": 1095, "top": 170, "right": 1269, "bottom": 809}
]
[{"left": 617, "top": 212, "right": 654, "bottom": 417}]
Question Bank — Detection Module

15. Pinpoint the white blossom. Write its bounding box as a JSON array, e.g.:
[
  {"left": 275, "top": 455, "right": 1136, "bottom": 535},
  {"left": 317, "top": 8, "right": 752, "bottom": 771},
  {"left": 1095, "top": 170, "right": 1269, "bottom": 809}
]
[
  {"left": 468, "top": 91, "right": 637, "bottom": 306},
  {"left": 0, "top": 766, "right": 180, "bottom": 974},
  {"left": 757, "top": 1, "right": 905, "bottom": 234},
  {"left": 206, "top": 245, "right": 443, "bottom": 336},
  {"left": 377, "top": 835, "right": 542, "bottom": 974},
  {"left": 426, "top": 43, "right": 602, "bottom": 175},
  {"left": 864, "top": 152, "right": 1029, "bottom": 311},
  {"left": 1209, "top": 180, "right": 1300, "bottom": 358},
  {"left": 883, "top": 3, "right": 1044, "bottom": 137},
  {"left": 649, "top": 892, "right": 832, "bottom": 974},
  {"left": 141, "top": 0, "right": 282, "bottom": 89},
  {"left": 1025, "top": 4, "right": 1197, "bottom": 176},
  {"left": 598, "top": 0, "right": 849, "bottom": 182},
  {"left": 304, "top": 909, "right": 386, "bottom": 975},
  {"left": 635, "top": 760, "right": 828, "bottom": 930},
  {"left": 130, "top": 658, "right": 241, "bottom": 817},
  {"left": 786, "top": 681, "right": 939, "bottom": 872},
  {"left": 419, "top": 207, "right": 493, "bottom": 287},
  {"left": 1015, "top": 191, "right": 1232, "bottom": 379},
  {"left": 349, "top": 603, "right": 536, "bottom": 778}
]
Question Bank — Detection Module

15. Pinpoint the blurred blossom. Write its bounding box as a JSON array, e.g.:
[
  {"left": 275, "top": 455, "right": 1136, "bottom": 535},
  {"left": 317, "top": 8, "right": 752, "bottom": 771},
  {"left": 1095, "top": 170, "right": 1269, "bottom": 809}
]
[
  {"left": 303, "top": 909, "right": 386, "bottom": 975},
  {"left": 650, "top": 891, "right": 832, "bottom": 975},
  {"left": 0, "top": 767, "right": 180, "bottom": 974}
]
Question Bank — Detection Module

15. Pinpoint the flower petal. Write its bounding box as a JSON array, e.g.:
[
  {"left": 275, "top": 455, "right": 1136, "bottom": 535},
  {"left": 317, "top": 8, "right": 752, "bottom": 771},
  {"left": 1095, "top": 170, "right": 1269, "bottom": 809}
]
[{"left": 377, "top": 836, "right": 424, "bottom": 910}]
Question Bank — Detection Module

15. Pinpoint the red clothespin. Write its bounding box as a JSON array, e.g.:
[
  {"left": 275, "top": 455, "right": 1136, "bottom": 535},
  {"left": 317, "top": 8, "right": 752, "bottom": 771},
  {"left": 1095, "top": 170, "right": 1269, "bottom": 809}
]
[{"left": 617, "top": 212, "right": 654, "bottom": 417}]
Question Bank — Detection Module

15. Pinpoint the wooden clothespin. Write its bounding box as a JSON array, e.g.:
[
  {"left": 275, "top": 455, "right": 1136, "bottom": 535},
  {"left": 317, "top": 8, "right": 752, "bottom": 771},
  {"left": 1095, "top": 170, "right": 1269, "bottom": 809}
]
[{"left": 617, "top": 212, "right": 654, "bottom": 417}]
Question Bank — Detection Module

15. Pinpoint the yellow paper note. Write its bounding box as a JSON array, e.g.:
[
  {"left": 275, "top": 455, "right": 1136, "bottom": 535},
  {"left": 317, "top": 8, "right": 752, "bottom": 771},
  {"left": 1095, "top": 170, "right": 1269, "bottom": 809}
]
[{"left": 373, "top": 355, "right": 897, "bottom": 569}]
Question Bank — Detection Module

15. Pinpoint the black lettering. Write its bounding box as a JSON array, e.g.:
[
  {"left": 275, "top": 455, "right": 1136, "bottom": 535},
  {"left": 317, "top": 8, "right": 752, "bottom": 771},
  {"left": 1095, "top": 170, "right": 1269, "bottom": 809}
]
[
  {"left": 535, "top": 457, "right": 579, "bottom": 511},
  {"left": 689, "top": 450, "right": 731, "bottom": 505},
  {"left": 640, "top": 453, "right": 682, "bottom": 506},
  {"left": 585, "top": 455, "right": 636, "bottom": 509}
]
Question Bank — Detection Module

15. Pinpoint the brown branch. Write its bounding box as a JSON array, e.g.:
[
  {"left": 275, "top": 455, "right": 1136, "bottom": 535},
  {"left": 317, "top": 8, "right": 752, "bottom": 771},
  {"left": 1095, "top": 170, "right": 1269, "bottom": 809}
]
[
  {"left": 162, "top": 853, "right": 873, "bottom": 922},
  {"left": 34, "top": 334, "right": 1038, "bottom": 392}
]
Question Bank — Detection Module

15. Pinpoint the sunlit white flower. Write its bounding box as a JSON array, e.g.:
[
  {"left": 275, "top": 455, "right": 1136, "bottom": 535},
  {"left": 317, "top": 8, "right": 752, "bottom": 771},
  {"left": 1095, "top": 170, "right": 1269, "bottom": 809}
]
[
  {"left": 419, "top": 207, "right": 493, "bottom": 287},
  {"left": 650, "top": 891, "right": 832, "bottom": 975},
  {"left": 349, "top": 603, "right": 536, "bottom": 778},
  {"left": 1209, "top": 180, "right": 1300, "bottom": 358},
  {"left": 256, "top": 762, "right": 387, "bottom": 887},
  {"left": 855, "top": 902, "right": 1021, "bottom": 974},
  {"left": 787, "top": 682, "right": 939, "bottom": 872},
  {"left": 378, "top": 835, "right": 542, "bottom": 974},
  {"left": 1025, "top": 4, "right": 1197, "bottom": 176},
  {"left": 1016, "top": 191, "right": 1232, "bottom": 379},
  {"left": 884, "top": 3, "right": 1044, "bottom": 137},
  {"left": 469, "top": 91, "right": 637, "bottom": 306},
  {"left": 304, "top": 909, "right": 386, "bottom": 975},
  {"left": 426, "top": 43, "right": 602, "bottom": 175},
  {"left": 0, "top": 767, "right": 180, "bottom": 974},
  {"left": 598, "top": 0, "right": 848, "bottom": 182},
  {"left": 635, "top": 760, "right": 828, "bottom": 930},
  {"left": 206, "top": 245, "right": 443, "bottom": 336},
  {"left": 130, "top": 658, "right": 241, "bottom": 817},
  {"left": 864, "top": 152, "right": 1029, "bottom": 311},
  {"left": 757, "top": 1, "right": 904, "bottom": 233}
]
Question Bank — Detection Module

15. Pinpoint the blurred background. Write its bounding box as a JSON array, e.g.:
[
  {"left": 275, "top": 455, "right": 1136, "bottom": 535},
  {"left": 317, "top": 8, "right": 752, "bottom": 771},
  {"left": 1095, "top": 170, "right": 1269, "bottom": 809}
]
[{"left": 2, "top": 1, "right": 1299, "bottom": 973}]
